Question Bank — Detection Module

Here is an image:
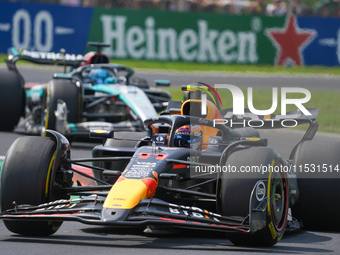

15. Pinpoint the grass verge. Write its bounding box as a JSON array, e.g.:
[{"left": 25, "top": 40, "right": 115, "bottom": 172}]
[
  {"left": 1, "top": 54, "right": 340, "bottom": 76},
  {"left": 113, "top": 59, "right": 340, "bottom": 76}
]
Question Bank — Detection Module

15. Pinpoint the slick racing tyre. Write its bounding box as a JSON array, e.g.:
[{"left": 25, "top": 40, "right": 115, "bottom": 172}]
[
  {"left": 220, "top": 147, "right": 288, "bottom": 247},
  {"left": 92, "top": 131, "right": 148, "bottom": 183},
  {"left": 0, "top": 69, "right": 24, "bottom": 131},
  {"left": 1, "top": 136, "right": 63, "bottom": 236},
  {"left": 41, "top": 79, "right": 80, "bottom": 135},
  {"left": 292, "top": 139, "right": 340, "bottom": 231}
]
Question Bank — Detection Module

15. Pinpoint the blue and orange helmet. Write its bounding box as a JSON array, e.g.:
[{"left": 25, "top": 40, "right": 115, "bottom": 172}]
[{"left": 174, "top": 125, "right": 203, "bottom": 149}]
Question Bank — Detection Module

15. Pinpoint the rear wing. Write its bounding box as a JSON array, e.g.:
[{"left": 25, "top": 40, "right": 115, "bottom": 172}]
[
  {"left": 6, "top": 47, "right": 85, "bottom": 70},
  {"left": 220, "top": 107, "right": 319, "bottom": 160}
]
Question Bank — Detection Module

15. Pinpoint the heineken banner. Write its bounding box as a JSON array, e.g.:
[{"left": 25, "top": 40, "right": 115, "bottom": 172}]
[{"left": 0, "top": 2, "right": 339, "bottom": 66}]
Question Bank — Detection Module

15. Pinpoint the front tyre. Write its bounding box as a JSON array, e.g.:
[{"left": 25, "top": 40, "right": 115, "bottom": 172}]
[
  {"left": 1, "top": 136, "right": 62, "bottom": 236},
  {"left": 221, "top": 147, "right": 288, "bottom": 246},
  {"left": 41, "top": 79, "right": 80, "bottom": 135}
]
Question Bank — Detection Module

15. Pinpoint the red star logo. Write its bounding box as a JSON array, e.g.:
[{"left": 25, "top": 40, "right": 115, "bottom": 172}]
[{"left": 266, "top": 15, "right": 316, "bottom": 66}]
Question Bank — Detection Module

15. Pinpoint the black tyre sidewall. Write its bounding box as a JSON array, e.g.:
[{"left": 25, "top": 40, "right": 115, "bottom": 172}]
[
  {"left": 42, "top": 79, "right": 80, "bottom": 131},
  {"left": 221, "top": 147, "right": 288, "bottom": 246},
  {"left": 292, "top": 140, "right": 340, "bottom": 230},
  {"left": 1, "top": 136, "right": 62, "bottom": 236},
  {"left": 0, "top": 69, "right": 24, "bottom": 131}
]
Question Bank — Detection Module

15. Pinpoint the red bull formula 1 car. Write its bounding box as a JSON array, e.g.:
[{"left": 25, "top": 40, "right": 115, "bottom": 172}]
[{"left": 1, "top": 85, "right": 339, "bottom": 246}]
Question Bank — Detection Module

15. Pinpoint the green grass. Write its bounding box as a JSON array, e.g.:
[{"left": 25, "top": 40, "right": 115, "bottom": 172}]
[
  {"left": 165, "top": 87, "right": 340, "bottom": 134},
  {"left": 110, "top": 59, "right": 340, "bottom": 134},
  {"left": 2, "top": 54, "right": 340, "bottom": 76},
  {"left": 116, "top": 59, "right": 340, "bottom": 76}
]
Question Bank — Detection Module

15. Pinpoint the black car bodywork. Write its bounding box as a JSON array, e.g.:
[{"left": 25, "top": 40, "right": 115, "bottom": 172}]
[{"left": 2, "top": 91, "right": 338, "bottom": 247}]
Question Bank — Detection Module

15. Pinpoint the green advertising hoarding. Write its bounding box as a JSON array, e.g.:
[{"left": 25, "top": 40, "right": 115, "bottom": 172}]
[
  {"left": 88, "top": 8, "right": 285, "bottom": 65},
  {"left": 1, "top": 3, "right": 338, "bottom": 66}
]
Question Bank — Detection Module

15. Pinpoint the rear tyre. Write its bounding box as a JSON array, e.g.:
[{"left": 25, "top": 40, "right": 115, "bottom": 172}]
[
  {"left": 292, "top": 140, "right": 340, "bottom": 231},
  {"left": 41, "top": 79, "right": 80, "bottom": 134},
  {"left": 0, "top": 69, "right": 24, "bottom": 131},
  {"left": 221, "top": 147, "right": 288, "bottom": 246},
  {"left": 1, "top": 136, "right": 62, "bottom": 236}
]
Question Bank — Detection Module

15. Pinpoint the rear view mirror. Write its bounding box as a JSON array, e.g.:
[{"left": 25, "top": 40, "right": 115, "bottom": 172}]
[{"left": 155, "top": 80, "right": 170, "bottom": 87}]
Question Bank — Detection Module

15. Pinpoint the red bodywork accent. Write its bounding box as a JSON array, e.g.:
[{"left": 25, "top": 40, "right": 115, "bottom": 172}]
[
  {"left": 142, "top": 171, "right": 159, "bottom": 198},
  {"left": 173, "top": 164, "right": 187, "bottom": 169},
  {"left": 137, "top": 153, "right": 152, "bottom": 159},
  {"left": 72, "top": 164, "right": 95, "bottom": 186},
  {"left": 83, "top": 52, "right": 110, "bottom": 65},
  {"left": 159, "top": 217, "right": 249, "bottom": 232},
  {"left": 154, "top": 154, "right": 168, "bottom": 160}
]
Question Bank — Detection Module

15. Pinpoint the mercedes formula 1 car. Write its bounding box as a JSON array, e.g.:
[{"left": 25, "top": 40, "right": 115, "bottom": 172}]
[
  {"left": 0, "top": 43, "right": 171, "bottom": 140},
  {"left": 1, "top": 85, "right": 339, "bottom": 246}
]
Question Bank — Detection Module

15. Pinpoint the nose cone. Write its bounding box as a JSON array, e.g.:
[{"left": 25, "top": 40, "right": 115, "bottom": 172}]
[
  {"left": 103, "top": 177, "right": 157, "bottom": 210},
  {"left": 101, "top": 207, "right": 131, "bottom": 222}
]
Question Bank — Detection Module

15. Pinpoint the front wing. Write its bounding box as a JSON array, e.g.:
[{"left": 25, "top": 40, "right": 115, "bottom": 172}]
[
  {"left": 62, "top": 121, "right": 144, "bottom": 138},
  {"left": 0, "top": 190, "right": 268, "bottom": 234}
]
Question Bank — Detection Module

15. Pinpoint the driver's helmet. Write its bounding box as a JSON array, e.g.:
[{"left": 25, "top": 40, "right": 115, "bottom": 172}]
[
  {"left": 174, "top": 125, "right": 203, "bottom": 150},
  {"left": 89, "top": 68, "right": 109, "bottom": 84}
]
